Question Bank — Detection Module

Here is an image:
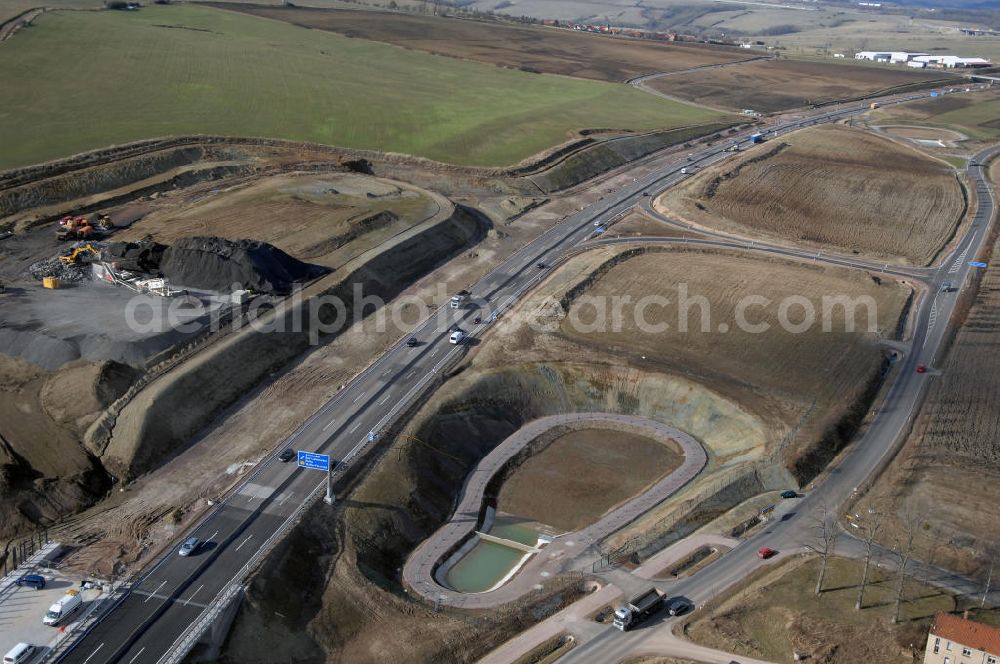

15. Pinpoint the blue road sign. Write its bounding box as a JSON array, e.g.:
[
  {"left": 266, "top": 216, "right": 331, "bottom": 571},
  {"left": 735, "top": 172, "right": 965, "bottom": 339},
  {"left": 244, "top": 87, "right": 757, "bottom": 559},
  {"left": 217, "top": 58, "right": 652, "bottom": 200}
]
[
  {"left": 297, "top": 451, "right": 330, "bottom": 471},
  {"left": 969, "top": 261, "right": 988, "bottom": 268},
  {"left": 595, "top": 227, "right": 606, "bottom": 234}
]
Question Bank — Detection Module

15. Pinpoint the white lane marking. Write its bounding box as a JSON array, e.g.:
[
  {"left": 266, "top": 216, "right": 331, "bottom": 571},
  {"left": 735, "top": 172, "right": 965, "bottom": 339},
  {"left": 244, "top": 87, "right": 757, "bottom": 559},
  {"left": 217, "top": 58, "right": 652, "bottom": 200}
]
[
  {"left": 144, "top": 581, "right": 166, "bottom": 603},
  {"left": 382, "top": 368, "right": 392, "bottom": 377},
  {"left": 378, "top": 392, "right": 392, "bottom": 406},
  {"left": 406, "top": 370, "right": 417, "bottom": 380},
  {"left": 235, "top": 534, "right": 254, "bottom": 552},
  {"left": 127, "top": 646, "right": 145, "bottom": 664},
  {"left": 352, "top": 392, "right": 366, "bottom": 404},
  {"left": 322, "top": 418, "right": 338, "bottom": 432},
  {"left": 83, "top": 644, "right": 104, "bottom": 664},
  {"left": 183, "top": 585, "right": 204, "bottom": 607},
  {"left": 349, "top": 421, "right": 362, "bottom": 433},
  {"left": 208, "top": 530, "right": 218, "bottom": 542},
  {"left": 278, "top": 491, "right": 294, "bottom": 507}
]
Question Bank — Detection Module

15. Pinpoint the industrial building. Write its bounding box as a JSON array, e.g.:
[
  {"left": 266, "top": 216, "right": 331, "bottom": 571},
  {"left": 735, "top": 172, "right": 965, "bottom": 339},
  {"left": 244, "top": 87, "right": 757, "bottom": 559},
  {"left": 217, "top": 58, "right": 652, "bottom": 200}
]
[
  {"left": 908, "top": 55, "right": 993, "bottom": 69},
  {"left": 855, "top": 50, "right": 991, "bottom": 68},
  {"left": 855, "top": 51, "right": 928, "bottom": 63}
]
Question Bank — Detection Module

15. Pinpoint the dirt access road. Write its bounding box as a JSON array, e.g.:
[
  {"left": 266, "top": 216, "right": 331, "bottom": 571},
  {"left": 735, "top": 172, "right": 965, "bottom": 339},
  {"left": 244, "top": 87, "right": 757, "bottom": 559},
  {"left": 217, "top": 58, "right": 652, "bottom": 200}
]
[{"left": 403, "top": 413, "right": 706, "bottom": 609}]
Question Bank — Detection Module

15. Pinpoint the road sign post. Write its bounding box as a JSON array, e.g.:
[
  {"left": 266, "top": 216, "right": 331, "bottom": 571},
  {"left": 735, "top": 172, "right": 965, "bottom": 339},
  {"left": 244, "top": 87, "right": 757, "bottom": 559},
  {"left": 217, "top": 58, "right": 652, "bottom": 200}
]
[{"left": 297, "top": 451, "right": 335, "bottom": 505}]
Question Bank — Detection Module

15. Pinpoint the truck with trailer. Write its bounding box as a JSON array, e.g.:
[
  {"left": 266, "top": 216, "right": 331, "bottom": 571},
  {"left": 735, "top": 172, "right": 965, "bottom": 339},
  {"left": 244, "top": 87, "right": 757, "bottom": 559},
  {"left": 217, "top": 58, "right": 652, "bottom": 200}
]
[
  {"left": 43, "top": 589, "right": 82, "bottom": 626},
  {"left": 613, "top": 587, "right": 664, "bottom": 631},
  {"left": 750, "top": 132, "right": 764, "bottom": 144}
]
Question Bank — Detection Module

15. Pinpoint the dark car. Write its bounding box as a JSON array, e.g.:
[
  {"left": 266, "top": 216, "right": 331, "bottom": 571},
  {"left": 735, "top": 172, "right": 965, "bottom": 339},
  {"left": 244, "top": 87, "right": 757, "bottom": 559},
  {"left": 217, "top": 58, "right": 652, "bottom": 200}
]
[
  {"left": 278, "top": 448, "right": 295, "bottom": 463},
  {"left": 780, "top": 490, "right": 798, "bottom": 499},
  {"left": 15, "top": 574, "right": 46, "bottom": 590},
  {"left": 916, "top": 364, "right": 927, "bottom": 374},
  {"left": 666, "top": 598, "right": 691, "bottom": 616},
  {"left": 536, "top": 262, "right": 546, "bottom": 269},
  {"left": 406, "top": 337, "right": 418, "bottom": 347}
]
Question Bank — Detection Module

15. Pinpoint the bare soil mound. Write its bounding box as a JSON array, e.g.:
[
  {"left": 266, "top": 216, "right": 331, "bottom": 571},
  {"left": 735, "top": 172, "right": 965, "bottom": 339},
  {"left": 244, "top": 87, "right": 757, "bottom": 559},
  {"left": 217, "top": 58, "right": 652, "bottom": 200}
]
[
  {"left": 660, "top": 125, "right": 965, "bottom": 265},
  {"left": 160, "top": 236, "right": 329, "bottom": 294}
]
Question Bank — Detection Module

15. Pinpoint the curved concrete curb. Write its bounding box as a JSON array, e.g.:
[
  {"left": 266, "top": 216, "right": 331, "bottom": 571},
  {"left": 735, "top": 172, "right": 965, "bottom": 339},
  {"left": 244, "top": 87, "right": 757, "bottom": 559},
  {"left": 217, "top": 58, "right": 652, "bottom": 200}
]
[{"left": 402, "top": 413, "right": 707, "bottom": 609}]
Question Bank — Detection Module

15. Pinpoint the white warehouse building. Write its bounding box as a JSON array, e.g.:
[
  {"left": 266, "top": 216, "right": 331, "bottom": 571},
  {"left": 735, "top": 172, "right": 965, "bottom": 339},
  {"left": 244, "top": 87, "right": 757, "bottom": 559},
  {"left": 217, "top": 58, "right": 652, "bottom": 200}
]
[
  {"left": 909, "top": 55, "right": 992, "bottom": 68},
  {"left": 855, "top": 51, "right": 927, "bottom": 63}
]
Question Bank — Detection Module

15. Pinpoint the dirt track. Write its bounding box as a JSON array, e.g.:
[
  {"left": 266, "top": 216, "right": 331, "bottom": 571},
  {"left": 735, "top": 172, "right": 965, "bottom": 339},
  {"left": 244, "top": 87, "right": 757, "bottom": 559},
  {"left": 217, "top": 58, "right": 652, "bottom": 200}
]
[{"left": 402, "top": 413, "right": 706, "bottom": 608}]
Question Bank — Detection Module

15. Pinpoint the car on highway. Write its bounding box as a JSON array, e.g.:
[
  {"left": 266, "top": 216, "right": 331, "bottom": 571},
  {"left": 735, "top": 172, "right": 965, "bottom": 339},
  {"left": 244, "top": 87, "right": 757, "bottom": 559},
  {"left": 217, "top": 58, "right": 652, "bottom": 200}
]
[
  {"left": 757, "top": 547, "right": 777, "bottom": 559},
  {"left": 536, "top": 262, "right": 546, "bottom": 269},
  {"left": 449, "top": 329, "right": 466, "bottom": 345},
  {"left": 916, "top": 364, "right": 927, "bottom": 374},
  {"left": 278, "top": 448, "right": 295, "bottom": 463},
  {"left": 780, "top": 490, "right": 798, "bottom": 499},
  {"left": 406, "top": 337, "right": 418, "bottom": 347},
  {"left": 15, "top": 574, "right": 46, "bottom": 590},
  {"left": 941, "top": 281, "right": 953, "bottom": 292},
  {"left": 680, "top": 167, "right": 688, "bottom": 174},
  {"left": 178, "top": 536, "right": 201, "bottom": 557}
]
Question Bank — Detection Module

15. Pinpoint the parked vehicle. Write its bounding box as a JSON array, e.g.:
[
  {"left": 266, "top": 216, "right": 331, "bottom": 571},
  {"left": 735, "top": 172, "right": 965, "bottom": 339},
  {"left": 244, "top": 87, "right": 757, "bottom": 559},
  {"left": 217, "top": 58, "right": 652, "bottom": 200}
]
[
  {"left": 780, "top": 490, "right": 798, "bottom": 499},
  {"left": 757, "top": 547, "right": 777, "bottom": 559},
  {"left": 613, "top": 587, "right": 663, "bottom": 631},
  {"left": 941, "top": 281, "right": 953, "bottom": 292},
  {"left": 278, "top": 448, "right": 295, "bottom": 463},
  {"left": 3, "top": 643, "right": 36, "bottom": 664},
  {"left": 43, "top": 589, "right": 82, "bottom": 626},
  {"left": 178, "top": 536, "right": 200, "bottom": 557},
  {"left": 15, "top": 574, "right": 46, "bottom": 590}
]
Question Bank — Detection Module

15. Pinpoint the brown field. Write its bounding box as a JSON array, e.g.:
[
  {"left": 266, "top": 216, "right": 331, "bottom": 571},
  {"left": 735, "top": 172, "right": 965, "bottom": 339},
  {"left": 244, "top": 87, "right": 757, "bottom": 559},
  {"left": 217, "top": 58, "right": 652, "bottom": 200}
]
[
  {"left": 117, "top": 172, "right": 443, "bottom": 268},
  {"left": 659, "top": 125, "right": 965, "bottom": 265},
  {"left": 554, "top": 246, "right": 910, "bottom": 478},
  {"left": 213, "top": 3, "right": 750, "bottom": 82},
  {"left": 497, "top": 427, "right": 683, "bottom": 532},
  {"left": 882, "top": 125, "right": 966, "bottom": 142},
  {"left": 682, "top": 556, "right": 977, "bottom": 663},
  {"left": 876, "top": 224, "right": 1000, "bottom": 574},
  {"left": 648, "top": 58, "right": 947, "bottom": 113}
]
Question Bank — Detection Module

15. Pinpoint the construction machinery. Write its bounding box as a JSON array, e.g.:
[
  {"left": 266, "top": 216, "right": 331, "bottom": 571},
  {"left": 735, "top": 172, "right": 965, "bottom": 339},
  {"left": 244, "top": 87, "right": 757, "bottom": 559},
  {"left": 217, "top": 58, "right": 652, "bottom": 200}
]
[
  {"left": 56, "top": 216, "right": 94, "bottom": 241},
  {"left": 59, "top": 244, "right": 101, "bottom": 265}
]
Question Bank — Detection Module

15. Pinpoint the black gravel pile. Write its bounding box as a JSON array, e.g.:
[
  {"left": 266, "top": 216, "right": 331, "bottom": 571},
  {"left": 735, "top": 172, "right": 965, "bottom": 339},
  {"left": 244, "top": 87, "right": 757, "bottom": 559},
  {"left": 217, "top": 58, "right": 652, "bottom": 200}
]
[
  {"left": 103, "top": 241, "right": 167, "bottom": 274},
  {"left": 27, "top": 257, "right": 89, "bottom": 282},
  {"left": 160, "top": 237, "right": 329, "bottom": 294}
]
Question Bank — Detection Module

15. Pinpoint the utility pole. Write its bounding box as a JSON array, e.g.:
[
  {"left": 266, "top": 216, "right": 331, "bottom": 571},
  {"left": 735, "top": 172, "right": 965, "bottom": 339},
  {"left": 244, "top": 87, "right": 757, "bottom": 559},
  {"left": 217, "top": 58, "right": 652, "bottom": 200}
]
[{"left": 325, "top": 459, "right": 336, "bottom": 505}]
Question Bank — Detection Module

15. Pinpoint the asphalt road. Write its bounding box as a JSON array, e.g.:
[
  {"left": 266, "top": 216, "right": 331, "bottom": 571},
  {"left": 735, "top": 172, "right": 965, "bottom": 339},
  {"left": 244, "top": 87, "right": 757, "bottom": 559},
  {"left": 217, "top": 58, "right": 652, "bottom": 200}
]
[
  {"left": 554, "top": 143, "right": 1000, "bottom": 664},
  {"left": 54, "top": 89, "right": 973, "bottom": 664}
]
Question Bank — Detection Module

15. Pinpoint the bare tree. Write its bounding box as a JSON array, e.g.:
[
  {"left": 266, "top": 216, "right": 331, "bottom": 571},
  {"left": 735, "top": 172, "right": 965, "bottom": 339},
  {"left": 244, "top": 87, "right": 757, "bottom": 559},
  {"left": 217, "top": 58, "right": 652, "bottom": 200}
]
[
  {"left": 892, "top": 512, "right": 920, "bottom": 624},
  {"left": 856, "top": 507, "right": 884, "bottom": 611},
  {"left": 806, "top": 504, "right": 839, "bottom": 595}
]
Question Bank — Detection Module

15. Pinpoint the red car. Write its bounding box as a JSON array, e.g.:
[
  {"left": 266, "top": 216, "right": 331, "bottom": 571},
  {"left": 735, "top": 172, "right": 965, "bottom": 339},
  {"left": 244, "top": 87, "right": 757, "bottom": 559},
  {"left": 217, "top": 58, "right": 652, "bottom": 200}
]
[
  {"left": 916, "top": 364, "right": 927, "bottom": 374},
  {"left": 758, "top": 547, "right": 777, "bottom": 559}
]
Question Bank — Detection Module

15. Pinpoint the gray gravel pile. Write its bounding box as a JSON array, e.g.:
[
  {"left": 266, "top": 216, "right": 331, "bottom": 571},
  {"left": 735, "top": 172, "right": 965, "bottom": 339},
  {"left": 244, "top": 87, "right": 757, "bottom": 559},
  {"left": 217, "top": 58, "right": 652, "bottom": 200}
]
[{"left": 27, "top": 256, "right": 89, "bottom": 282}]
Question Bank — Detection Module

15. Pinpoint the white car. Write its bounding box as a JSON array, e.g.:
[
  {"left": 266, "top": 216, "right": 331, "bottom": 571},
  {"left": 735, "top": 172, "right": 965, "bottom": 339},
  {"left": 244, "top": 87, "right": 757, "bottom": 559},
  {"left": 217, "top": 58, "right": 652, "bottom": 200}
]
[{"left": 449, "top": 329, "right": 466, "bottom": 344}]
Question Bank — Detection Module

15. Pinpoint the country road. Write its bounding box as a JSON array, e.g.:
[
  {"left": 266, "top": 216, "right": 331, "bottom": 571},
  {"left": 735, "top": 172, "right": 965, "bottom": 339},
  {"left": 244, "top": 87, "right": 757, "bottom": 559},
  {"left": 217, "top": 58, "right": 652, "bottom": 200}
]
[{"left": 50, "top": 87, "right": 982, "bottom": 664}]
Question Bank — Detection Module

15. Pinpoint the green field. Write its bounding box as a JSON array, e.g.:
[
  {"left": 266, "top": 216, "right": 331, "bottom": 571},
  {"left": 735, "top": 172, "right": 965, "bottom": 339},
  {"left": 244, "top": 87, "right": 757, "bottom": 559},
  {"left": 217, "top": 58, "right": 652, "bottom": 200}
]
[{"left": 0, "top": 5, "right": 723, "bottom": 169}]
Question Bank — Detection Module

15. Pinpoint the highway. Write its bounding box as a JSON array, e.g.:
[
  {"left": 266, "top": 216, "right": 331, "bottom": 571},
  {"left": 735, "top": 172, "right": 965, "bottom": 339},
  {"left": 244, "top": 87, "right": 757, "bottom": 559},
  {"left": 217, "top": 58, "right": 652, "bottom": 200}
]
[
  {"left": 552, "top": 143, "right": 1000, "bottom": 664},
  {"left": 53, "top": 89, "right": 978, "bottom": 664}
]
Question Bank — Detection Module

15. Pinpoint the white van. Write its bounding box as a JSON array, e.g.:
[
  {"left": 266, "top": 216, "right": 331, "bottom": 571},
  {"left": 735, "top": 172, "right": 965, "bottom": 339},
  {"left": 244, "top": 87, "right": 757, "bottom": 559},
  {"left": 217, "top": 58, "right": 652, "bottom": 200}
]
[
  {"left": 43, "top": 589, "right": 82, "bottom": 626},
  {"left": 449, "top": 329, "right": 466, "bottom": 344},
  {"left": 4, "top": 643, "right": 36, "bottom": 664}
]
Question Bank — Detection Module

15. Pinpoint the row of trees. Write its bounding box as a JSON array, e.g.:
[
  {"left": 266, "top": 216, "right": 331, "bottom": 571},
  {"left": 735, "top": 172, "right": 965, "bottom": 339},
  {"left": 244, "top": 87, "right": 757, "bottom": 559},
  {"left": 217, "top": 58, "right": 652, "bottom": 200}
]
[{"left": 806, "top": 500, "right": 995, "bottom": 621}]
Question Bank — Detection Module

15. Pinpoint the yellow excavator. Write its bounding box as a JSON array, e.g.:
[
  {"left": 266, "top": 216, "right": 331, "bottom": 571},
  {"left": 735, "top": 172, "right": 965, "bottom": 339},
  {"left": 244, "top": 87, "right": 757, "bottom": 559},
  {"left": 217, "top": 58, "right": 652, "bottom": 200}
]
[{"left": 59, "top": 244, "right": 101, "bottom": 265}]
